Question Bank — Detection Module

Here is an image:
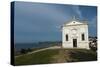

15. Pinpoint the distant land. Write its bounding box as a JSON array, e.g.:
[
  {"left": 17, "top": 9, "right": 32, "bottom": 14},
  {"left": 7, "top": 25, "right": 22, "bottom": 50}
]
[{"left": 15, "top": 41, "right": 62, "bottom": 51}]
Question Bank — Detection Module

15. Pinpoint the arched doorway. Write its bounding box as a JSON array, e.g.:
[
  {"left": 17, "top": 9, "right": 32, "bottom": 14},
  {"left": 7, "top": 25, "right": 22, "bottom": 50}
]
[{"left": 73, "top": 39, "right": 77, "bottom": 47}]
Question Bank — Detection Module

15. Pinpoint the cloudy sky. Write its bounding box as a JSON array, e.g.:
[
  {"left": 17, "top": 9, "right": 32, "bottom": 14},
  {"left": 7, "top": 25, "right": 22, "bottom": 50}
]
[{"left": 13, "top": 1, "right": 97, "bottom": 43}]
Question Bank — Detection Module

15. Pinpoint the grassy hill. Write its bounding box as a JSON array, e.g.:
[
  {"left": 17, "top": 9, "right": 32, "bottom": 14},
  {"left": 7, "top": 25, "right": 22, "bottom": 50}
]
[{"left": 15, "top": 49, "right": 97, "bottom": 66}]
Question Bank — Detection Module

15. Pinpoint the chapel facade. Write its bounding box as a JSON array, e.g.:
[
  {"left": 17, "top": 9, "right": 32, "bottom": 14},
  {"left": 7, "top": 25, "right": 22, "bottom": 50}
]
[{"left": 62, "top": 17, "right": 89, "bottom": 49}]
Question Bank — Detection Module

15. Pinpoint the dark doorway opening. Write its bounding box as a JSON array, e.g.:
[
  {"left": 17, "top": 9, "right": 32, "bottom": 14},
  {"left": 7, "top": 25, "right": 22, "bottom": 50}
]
[{"left": 73, "top": 39, "right": 77, "bottom": 47}]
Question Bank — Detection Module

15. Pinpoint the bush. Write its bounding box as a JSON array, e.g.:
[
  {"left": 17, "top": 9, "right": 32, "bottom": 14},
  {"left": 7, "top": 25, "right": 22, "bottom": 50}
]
[
  {"left": 90, "top": 46, "right": 97, "bottom": 51},
  {"left": 89, "top": 42, "right": 97, "bottom": 51},
  {"left": 27, "top": 48, "right": 32, "bottom": 52},
  {"left": 20, "top": 49, "right": 27, "bottom": 54},
  {"left": 20, "top": 48, "right": 33, "bottom": 54}
]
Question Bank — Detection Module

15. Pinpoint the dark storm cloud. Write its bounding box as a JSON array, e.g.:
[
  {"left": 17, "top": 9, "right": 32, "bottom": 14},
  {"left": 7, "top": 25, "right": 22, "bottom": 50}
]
[{"left": 14, "top": 2, "right": 97, "bottom": 43}]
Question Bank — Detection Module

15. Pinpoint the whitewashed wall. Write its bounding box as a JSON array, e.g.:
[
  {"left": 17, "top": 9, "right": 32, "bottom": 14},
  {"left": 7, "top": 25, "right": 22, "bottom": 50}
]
[{"left": 62, "top": 21, "right": 89, "bottom": 49}]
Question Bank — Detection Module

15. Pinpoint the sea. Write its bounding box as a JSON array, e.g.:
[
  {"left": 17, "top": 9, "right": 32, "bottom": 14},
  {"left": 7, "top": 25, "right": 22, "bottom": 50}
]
[{"left": 15, "top": 42, "right": 61, "bottom": 51}]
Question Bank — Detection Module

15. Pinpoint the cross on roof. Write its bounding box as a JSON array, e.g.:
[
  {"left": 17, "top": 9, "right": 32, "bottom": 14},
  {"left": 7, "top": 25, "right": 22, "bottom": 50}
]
[{"left": 72, "top": 16, "right": 77, "bottom": 20}]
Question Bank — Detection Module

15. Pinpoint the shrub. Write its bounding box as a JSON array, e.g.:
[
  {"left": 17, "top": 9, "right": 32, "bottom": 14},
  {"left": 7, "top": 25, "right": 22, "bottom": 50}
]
[{"left": 20, "top": 49, "right": 27, "bottom": 54}]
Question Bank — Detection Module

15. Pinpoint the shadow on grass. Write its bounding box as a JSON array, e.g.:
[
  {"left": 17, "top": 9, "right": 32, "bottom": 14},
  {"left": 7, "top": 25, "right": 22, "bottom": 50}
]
[{"left": 67, "top": 50, "right": 97, "bottom": 62}]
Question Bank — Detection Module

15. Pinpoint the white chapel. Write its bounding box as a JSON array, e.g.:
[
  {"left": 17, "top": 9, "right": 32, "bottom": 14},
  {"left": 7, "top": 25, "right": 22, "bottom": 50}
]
[{"left": 62, "top": 17, "right": 89, "bottom": 49}]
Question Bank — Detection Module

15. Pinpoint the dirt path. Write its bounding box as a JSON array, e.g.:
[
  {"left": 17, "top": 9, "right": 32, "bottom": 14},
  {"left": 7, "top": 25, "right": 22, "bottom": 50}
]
[
  {"left": 51, "top": 49, "right": 71, "bottom": 63},
  {"left": 15, "top": 46, "right": 61, "bottom": 58}
]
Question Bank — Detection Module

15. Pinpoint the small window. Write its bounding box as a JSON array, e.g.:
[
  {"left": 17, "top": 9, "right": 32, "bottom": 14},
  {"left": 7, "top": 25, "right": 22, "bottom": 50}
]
[
  {"left": 66, "top": 34, "right": 68, "bottom": 41},
  {"left": 82, "top": 33, "right": 85, "bottom": 41}
]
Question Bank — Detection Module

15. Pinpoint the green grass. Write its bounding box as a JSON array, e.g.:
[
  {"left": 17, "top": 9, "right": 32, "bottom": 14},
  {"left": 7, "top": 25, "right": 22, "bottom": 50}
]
[
  {"left": 15, "top": 49, "right": 97, "bottom": 66},
  {"left": 15, "top": 49, "right": 59, "bottom": 65},
  {"left": 15, "top": 48, "right": 43, "bottom": 56},
  {"left": 66, "top": 49, "right": 97, "bottom": 62}
]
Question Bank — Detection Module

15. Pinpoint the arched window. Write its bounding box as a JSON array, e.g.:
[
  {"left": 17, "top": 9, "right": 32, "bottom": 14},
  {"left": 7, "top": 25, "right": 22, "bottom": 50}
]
[
  {"left": 82, "top": 33, "right": 85, "bottom": 41},
  {"left": 66, "top": 34, "right": 68, "bottom": 41}
]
